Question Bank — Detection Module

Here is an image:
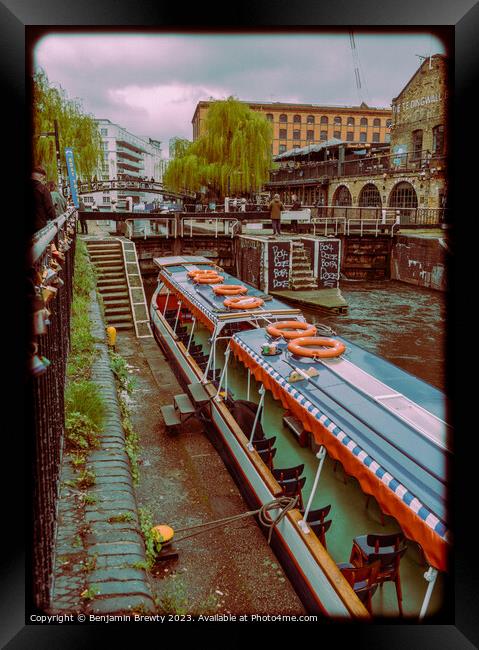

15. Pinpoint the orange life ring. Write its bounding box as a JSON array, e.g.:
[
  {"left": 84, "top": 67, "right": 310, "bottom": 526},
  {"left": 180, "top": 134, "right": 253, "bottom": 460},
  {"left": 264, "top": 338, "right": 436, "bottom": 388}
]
[
  {"left": 224, "top": 296, "right": 264, "bottom": 309},
  {"left": 287, "top": 336, "right": 346, "bottom": 359},
  {"left": 213, "top": 285, "right": 248, "bottom": 296},
  {"left": 266, "top": 321, "right": 317, "bottom": 340},
  {"left": 187, "top": 269, "right": 218, "bottom": 279},
  {"left": 195, "top": 275, "right": 224, "bottom": 284}
]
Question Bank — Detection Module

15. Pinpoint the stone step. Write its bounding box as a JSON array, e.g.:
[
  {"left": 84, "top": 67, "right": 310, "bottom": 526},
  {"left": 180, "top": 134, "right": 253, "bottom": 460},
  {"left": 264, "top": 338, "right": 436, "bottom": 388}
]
[
  {"left": 292, "top": 271, "right": 314, "bottom": 278},
  {"left": 106, "top": 314, "right": 134, "bottom": 324},
  {"left": 98, "top": 275, "right": 126, "bottom": 282},
  {"left": 98, "top": 288, "right": 127, "bottom": 297},
  {"left": 87, "top": 245, "right": 122, "bottom": 253},
  {"left": 292, "top": 256, "right": 308, "bottom": 263},
  {"left": 100, "top": 293, "right": 130, "bottom": 301},
  {"left": 97, "top": 262, "right": 124, "bottom": 270},
  {"left": 105, "top": 306, "right": 131, "bottom": 316},
  {"left": 86, "top": 240, "right": 120, "bottom": 246},
  {"left": 97, "top": 271, "right": 125, "bottom": 279},
  {"left": 292, "top": 262, "right": 311, "bottom": 269},
  {"left": 291, "top": 283, "right": 318, "bottom": 291},
  {"left": 112, "top": 321, "right": 134, "bottom": 331},
  {"left": 89, "top": 253, "right": 122, "bottom": 261},
  {"left": 95, "top": 261, "right": 124, "bottom": 275}
]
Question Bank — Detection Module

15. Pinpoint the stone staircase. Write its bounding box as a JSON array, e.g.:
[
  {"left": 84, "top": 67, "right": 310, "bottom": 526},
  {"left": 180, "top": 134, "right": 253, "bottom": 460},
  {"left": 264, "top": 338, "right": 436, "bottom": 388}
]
[
  {"left": 86, "top": 239, "right": 134, "bottom": 331},
  {"left": 290, "top": 241, "right": 317, "bottom": 290}
]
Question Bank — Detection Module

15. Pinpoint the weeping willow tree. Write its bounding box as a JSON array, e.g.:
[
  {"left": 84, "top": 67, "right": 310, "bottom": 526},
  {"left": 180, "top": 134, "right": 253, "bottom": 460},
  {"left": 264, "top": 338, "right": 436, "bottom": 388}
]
[
  {"left": 164, "top": 97, "right": 273, "bottom": 198},
  {"left": 33, "top": 69, "right": 103, "bottom": 181}
]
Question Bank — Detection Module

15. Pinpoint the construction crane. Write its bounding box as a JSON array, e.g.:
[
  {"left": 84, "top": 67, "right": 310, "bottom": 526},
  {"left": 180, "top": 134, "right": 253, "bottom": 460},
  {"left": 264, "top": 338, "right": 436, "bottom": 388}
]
[{"left": 349, "top": 31, "right": 369, "bottom": 105}]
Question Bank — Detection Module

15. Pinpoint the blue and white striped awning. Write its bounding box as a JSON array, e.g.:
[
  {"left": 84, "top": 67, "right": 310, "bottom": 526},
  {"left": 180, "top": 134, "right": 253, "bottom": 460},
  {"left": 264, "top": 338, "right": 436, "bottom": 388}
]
[{"left": 231, "top": 333, "right": 449, "bottom": 551}]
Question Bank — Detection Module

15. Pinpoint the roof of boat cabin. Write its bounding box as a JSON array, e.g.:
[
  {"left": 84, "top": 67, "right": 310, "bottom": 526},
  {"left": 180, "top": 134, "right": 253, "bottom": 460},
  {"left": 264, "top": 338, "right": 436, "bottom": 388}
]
[
  {"left": 230, "top": 327, "right": 450, "bottom": 570},
  {"left": 154, "top": 255, "right": 213, "bottom": 268},
  {"left": 155, "top": 263, "right": 302, "bottom": 328}
]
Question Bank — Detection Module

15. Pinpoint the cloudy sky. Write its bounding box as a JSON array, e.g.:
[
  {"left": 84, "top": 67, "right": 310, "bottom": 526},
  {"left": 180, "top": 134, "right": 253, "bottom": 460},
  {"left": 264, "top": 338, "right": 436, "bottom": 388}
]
[{"left": 34, "top": 31, "right": 446, "bottom": 158}]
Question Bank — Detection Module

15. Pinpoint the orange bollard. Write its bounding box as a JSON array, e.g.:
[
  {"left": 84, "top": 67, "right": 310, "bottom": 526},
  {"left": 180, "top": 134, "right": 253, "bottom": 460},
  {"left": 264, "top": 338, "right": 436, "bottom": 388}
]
[{"left": 106, "top": 326, "right": 117, "bottom": 350}]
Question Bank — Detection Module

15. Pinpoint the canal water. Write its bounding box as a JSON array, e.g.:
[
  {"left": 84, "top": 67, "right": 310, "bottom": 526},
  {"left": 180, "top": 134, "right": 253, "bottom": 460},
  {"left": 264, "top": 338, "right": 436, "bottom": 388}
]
[
  {"left": 145, "top": 276, "right": 446, "bottom": 391},
  {"left": 303, "top": 280, "right": 446, "bottom": 393}
]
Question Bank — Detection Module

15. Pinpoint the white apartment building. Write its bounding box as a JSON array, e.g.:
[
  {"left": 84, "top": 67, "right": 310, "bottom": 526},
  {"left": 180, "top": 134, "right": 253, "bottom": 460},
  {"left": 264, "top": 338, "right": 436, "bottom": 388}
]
[{"left": 82, "top": 118, "right": 166, "bottom": 210}]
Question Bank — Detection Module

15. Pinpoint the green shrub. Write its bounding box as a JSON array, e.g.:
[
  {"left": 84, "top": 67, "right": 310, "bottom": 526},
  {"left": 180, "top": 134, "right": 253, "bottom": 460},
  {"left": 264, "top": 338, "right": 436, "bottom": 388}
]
[
  {"left": 65, "top": 412, "right": 100, "bottom": 451},
  {"left": 65, "top": 381, "right": 105, "bottom": 431},
  {"left": 138, "top": 507, "right": 163, "bottom": 569},
  {"left": 109, "top": 351, "right": 137, "bottom": 394}
]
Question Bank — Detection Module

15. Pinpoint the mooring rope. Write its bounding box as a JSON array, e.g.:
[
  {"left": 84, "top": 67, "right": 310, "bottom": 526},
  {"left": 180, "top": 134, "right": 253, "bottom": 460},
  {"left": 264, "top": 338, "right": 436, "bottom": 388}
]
[{"left": 171, "top": 496, "right": 299, "bottom": 545}]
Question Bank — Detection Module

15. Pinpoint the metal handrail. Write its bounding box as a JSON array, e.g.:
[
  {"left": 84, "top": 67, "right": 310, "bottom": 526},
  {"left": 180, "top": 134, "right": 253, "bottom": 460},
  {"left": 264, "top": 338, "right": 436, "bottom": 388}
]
[{"left": 32, "top": 208, "right": 77, "bottom": 263}]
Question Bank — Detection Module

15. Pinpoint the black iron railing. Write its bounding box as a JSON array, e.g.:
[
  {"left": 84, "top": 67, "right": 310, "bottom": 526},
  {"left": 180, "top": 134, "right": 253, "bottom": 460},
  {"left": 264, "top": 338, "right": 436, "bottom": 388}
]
[
  {"left": 268, "top": 150, "right": 447, "bottom": 184},
  {"left": 29, "top": 208, "right": 77, "bottom": 611}
]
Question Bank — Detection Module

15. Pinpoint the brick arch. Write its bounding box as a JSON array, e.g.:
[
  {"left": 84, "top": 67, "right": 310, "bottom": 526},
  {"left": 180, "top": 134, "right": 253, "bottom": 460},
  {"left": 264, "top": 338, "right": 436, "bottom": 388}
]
[
  {"left": 332, "top": 185, "right": 352, "bottom": 206},
  {"left": 358, "top": 183, "right": 382, "bottom": 207},
  {"left": 388, "top": 181, "right": 418, "bottom": 210}
]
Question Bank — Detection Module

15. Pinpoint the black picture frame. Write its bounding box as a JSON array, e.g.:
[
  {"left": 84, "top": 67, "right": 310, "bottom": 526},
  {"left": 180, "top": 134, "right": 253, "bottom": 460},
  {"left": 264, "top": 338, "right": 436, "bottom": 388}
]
[{"left": 2, "top": 1, "right": 477, "bottom": 646}]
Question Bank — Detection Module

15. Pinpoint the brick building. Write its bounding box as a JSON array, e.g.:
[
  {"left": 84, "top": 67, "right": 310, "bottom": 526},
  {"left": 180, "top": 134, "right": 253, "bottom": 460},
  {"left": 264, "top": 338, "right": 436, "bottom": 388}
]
[
  {"left": 264, "top": 54, "right": 448, "bottom": 215},
  {"left": 192, "top": 100, "right": 392, "bottom": 156}
]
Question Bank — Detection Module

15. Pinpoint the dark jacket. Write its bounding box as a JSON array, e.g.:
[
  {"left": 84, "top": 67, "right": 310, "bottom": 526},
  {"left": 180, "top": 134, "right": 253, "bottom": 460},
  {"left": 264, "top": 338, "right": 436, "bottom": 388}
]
[
  {"left": 268, "top": 198, "right": 284, "bottom": 220},
  {"left": 32, "top": 179, "right": 56, "bottom": 232},
  {"left": 50, "top": 190, "right": 67, "bottom": 217}
]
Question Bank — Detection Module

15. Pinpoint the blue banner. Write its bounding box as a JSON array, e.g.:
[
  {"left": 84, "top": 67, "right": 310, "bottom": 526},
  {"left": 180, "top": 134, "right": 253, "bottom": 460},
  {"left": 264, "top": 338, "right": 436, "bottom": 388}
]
[{"left": 64, "top": 148, "right": 79, "bottom": 208}]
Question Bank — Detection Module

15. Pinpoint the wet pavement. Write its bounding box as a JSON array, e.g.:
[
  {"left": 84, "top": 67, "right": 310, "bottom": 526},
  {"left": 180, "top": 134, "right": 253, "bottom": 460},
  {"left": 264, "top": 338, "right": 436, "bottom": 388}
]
[{"left": 115, "top": 332, "right": 305, "bottom": 616}]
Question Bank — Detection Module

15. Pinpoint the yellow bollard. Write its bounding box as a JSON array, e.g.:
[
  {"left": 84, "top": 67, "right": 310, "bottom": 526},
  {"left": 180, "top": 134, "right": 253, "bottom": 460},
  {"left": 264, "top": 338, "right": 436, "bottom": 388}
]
[
  {"left": 151, "top": 524, "right": 175, "bottom": 546},
  {"left": 106, "top": 326, "right": 117, "bottom": 350}
]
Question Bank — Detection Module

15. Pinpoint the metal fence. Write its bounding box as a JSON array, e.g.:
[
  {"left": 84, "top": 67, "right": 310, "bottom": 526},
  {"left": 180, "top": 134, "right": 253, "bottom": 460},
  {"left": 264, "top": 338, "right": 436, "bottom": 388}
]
[
  {"left": 29, "top": 209, "right": 77, "bottom": 610},
  {"left": 268, "top": 150, "right": 447, "bottom": 184}
]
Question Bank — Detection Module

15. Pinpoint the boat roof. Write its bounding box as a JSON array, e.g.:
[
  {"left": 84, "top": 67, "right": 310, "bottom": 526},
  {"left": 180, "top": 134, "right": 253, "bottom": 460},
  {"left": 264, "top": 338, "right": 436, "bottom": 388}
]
[
  {"left": 231, "top": 327, "right": 450, "bottom": 571},
  {"left": 154, "top": 257, "right": 302, "bottom": 331},
  {"left": 154, "top": 255, "right": 213, "bottom": 268}
]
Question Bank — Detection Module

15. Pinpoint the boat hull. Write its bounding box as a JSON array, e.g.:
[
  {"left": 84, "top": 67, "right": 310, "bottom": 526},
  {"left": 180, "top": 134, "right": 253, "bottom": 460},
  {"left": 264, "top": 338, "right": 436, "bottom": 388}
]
[{"left": 150, "top": 296, "right": 365, "bottom": 618}]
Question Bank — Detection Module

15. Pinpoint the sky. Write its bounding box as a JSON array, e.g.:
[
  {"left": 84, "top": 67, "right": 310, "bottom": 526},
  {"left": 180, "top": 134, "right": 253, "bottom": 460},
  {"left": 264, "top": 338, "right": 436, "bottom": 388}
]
[{"left": 34, "top": 31, "right": 447, "bottom": 159}]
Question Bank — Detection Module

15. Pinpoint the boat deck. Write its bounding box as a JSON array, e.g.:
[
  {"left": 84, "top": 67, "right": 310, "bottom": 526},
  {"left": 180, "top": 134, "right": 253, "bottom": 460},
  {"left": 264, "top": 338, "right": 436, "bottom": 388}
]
[
  {"left": 187, "top": 322, "right": 447, "bottom": 617},
  {"left": 154, "top": 258, "right": 302, "bottom": 326}
]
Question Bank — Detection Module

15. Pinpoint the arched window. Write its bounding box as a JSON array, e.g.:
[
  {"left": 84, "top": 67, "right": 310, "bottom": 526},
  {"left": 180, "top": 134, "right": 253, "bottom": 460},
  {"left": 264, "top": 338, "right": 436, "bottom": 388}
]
[
  {"left": 333, "top": 185, "right": 352, "bottom": 206},
  {"left": 334, "top": 116, "right": 342, "bottom": 126},
  {"left": 307, "top": 115, "right": 315, "bottom": 124},
  {"left": 347, "top": 117, "right": 355, "bottom": 127},
  {"left": 360, "top": 117, "right": 368, "bottom": 127},
  {"left": 266, "top": 113, "right": 273, "bottom": 121},
  {"left": 320, "top": 116, "right": 329, "bottom": 124},
  {"left": 279, "top": 114, "right": 288, "bottom": 123},
  {"left": 388, "top": 181, "right": 418, "bottom": 216},
  {"left": 359, "top": 183, "right": 382, "bottom": 207},
  {"left": 433, "top": 125, "right": 444, "bottom": 155},
  {"left": 412, "top": 130, "right": 423, "bottom": 160},
  {"left": 373, "top": 118, "right": 381, "bottom": 127},
  {"left": 293, "top": 114, "right": 301, "bottom": 124}
]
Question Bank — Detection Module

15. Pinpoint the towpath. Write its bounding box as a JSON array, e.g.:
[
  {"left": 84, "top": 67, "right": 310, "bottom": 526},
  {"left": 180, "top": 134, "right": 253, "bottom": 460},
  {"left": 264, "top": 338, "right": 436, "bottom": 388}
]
[{"left": 116, "top": 331, "right": 305, "bottom": 616}]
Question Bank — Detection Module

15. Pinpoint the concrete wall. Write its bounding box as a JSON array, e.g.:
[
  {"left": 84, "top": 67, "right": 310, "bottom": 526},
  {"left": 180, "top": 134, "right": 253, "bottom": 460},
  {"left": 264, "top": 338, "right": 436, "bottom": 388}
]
[{"left": 390, "top": 234, "right": 447, "bottom": 291}]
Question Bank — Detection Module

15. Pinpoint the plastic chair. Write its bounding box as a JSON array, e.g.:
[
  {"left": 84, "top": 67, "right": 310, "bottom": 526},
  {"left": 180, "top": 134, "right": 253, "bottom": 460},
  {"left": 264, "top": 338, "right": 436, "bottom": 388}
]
[
  {"left": 309, "top": 519, "right": 332, "bottom": 550},
  {"left": 252, "top": 436, "right": 277, "bottom": 452},
  {"left": 256, "top": 446, "right": 276, "bottom": 470},
  {"left": 337, "top": 560, "right": 381, "bottom": 614},
  {"left": 349, "top": 532, "right": 407, "bottom": 616},
  {"left": 272, "top": 464, "right": 305, "bottom": 482},
  {"left": 277, "top": 476, "right": 306, "bottom": 510},
  {"left": 301, "top": 504, "right": 331, "bottom": 525}
]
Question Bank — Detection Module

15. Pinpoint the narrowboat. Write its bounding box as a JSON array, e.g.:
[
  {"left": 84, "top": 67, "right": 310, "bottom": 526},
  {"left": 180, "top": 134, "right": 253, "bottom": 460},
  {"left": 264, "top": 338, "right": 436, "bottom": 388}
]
[{"left": 149, "top": 255, "right": 450, "bottom": 619}]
